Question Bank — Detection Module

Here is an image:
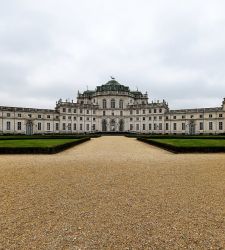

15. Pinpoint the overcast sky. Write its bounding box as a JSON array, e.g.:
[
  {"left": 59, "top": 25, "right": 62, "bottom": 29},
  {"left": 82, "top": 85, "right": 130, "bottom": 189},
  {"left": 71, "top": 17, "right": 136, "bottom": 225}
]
[{"left": 1, "top": 0, "right": 225, "bottom": 110}]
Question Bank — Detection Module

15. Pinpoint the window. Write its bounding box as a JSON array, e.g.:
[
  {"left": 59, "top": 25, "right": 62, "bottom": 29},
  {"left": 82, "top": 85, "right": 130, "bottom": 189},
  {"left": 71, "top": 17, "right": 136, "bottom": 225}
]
[
  {"left": 173, "top": 116, "right": 176, "bottom": 119},
  {"left": 73, "top": 123, "right": 77, "bottom": 130},
  {"left": 154, "top": 124, "right": 157, "bottom": 130},
  {"left": 80, "top": 124, "right": 83, "bottom": 130},
  {"left": 6, "top": 121, "right": 11, "bottom": 130},
  {"left": 136, "top": 110, "right": 139, "bottom": 115},
  {"left": 17, "top": 122, "right": 21, "bottom": 131},
  {"left": 80, "top": 117, "right": 83, "bottom": 121},
  {"left": 56, "top": 123, "right": 59, "bottom": 131},
  {"left": 87, "top": 110, "right": 89, "bottom": 114},
  {"left": 136, "top": 124, "right": 139, "bottom": 130},
  {"left": 119, "top": 100, "right": 123, "bottom": 109},
  {"left": 219, "top": 114, "right": 223, "bottom": 118},
  {"left": 86, "top": 124, "right": 90, "bottom": 131},
  {"left": 143, "top": 110, "right": 146, "bottom": 114},
  {"left": 93, "top": 110, "right": 96, "bottom": 115},
  {"left": 7, "top": 113, "right": 10, "bottom": 117},
  {"left": 120, "top": 111, "right": 123, "bottom": 116},
  {"left": 63, "top": 123, "right": 66, "bottom": 130},
  {"left": 149, "top": 124, "right": 152, "bottom": 130},
  {"left": 173, "top": 123, "right": 177, "bottom": 130},
  {"left": 74, "top": 109, "right": 77, "bottom": 113},
  {"left": 130, "top": 124, "right": 133, "bottom": 131},
  {"left": 209, "top": 114, "right": 212, "bottom": 118},
  {"left": 159, "top": 109, "right": 162, "bottom": 113},
  {"left": 93, "top": 117, "right": 96, "bottom": 121},
  {"left": 200, "top": 122, "right": 204, "bottom": 130},
  {"left": 38, "top": 115, "right": 42, "bottom": 119},
  {"left": 74, "top": 117, "right": 77, "bottom": 121},
  {"left": 63, "top": 116, "right": 66, "bottom": 120},
  {"left": 63, "top": 108, "right": 66, "bottom": 112},
  {"left": 18, "top": 113, "right": 21, "bottom": 118},
  {"left": 130, "top": 110, "right": 133, "bottom": 115},
  {"left": 47, "top": 123, "right": 51, "bottom": 131},
  {"left": 154, "top": 116, "right": 157, "bottom": 120},
  {"left": 38, "top": 122, "right": 41, "bottom": 130},
  {"left": 68, "top": 116, "right": 71, "bottom": 120},
  {"left": 199, "top": 114, "right": 203, "bottom": 119},
  {"left": 219, "top": 122, "right": 223, "bottom": 130},
  {"left": 166, "top": 116, "right": 169, "bottom": 120},
  {"left": 149, "top": 117, "right": 152, "bottom": 121},
  {"left": 166, "top": 123, "right": 169, "bottom": 130},
  {"left": 143, "top": 124, "right": 146, "bottom": 130},
  {"left": 28, "top": 114, "right": 32, "bottom": 118},
  {"left": 47, "top": 115, "right": 50, "bottom": 119},
  {"left": 68, "top": 109, "right": 71, "bottom": 113},
  {"left": 143, "top": 117, "right": 145, "bottom": 121},
  {"left": 190, "top": 115, "right": 194, "bottom": 118},
  {"left": 103, "top": 99, "right": 107, "bottom": 109},
  {"left": 103, "top": 111, "right": 106, "bottom": 116},
  {"left": 209, "top": 122, "right": 213, "bottom": 130},
  {"left": 68, "top": 123, "right": 71, "bottom": 130},
  {"left": 130, "top": 118, "right": 133, "bottom": 121},
  {"left": 111, "top": 99, "right": 116, "bottom": 109},
  {"left": 182, "top": 123, "right": 185, "bottom": 130},
  {"left": 159, "top": 116, "right": 162, "bottom": 120},
  {"left": 136, "top": 117, "right": 139, "bottom": 121},
  {"left": 80, "top": 109, "right": 83, "bottom": 114},
  {"left": 149, "top": 109, "right": 151, "bottom": 113},
  {"left": 154, "top": 109, "right": 157, "bottom": 113},
  {"left": 182, "top": 115, "right": 186, "bottom": 119}
]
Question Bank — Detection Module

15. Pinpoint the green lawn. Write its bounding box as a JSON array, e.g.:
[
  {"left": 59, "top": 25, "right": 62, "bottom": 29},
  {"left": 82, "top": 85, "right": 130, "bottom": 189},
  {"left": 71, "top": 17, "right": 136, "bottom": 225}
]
[
  {"left": 0, "top": 139, "right": 79, "bottom": 148},
  {"left": 150, "top": 139, "right": 225, "bottom": 148}
]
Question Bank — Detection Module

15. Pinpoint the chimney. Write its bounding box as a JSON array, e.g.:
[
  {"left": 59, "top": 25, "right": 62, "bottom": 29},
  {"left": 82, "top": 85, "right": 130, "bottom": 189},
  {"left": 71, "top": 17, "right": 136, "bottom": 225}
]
[{"left": 223, "top": 98, "right": 225, "bottom": 110}]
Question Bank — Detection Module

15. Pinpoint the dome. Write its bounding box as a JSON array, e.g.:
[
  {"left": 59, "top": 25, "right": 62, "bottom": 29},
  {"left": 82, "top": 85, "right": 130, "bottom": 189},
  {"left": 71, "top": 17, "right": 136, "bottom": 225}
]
[
  {"left": 96, "top": 78, "right": 130, "bottom": 93},
  {"left": 105, "top": 79, "right": 120, "bottom": 86}
]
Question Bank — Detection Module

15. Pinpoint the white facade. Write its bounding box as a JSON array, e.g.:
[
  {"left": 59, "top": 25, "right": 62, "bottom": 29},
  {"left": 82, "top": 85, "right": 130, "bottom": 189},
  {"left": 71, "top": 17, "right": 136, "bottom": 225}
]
[{"left": 1, "top": 79, "right": 225, "bottom": 135}]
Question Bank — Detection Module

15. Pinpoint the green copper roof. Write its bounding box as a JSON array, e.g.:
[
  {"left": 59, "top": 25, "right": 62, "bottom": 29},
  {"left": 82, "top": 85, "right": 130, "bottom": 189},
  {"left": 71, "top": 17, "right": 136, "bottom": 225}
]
[
  {"left": 105, "top": 79, "right": 120, "bottom": 85},
  {"left": 96, "top": 79, "right": 130, "bottom": 92}
]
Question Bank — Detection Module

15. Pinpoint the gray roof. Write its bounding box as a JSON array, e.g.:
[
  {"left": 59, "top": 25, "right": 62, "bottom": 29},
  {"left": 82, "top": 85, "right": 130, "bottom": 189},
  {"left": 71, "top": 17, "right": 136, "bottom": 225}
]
[
  {"left": 0, "top": 106, "right": 57, "bottom": 113},
  {"left": 168, "top": 107, "right": 223, "bottom": 114}
]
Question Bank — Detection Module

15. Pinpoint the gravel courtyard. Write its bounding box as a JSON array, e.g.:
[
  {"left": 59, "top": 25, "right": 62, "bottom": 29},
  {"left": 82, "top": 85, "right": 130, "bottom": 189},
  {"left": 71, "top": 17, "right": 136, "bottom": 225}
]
[{"left": 0, "top": 136, "right": 225, "bottom": 249}]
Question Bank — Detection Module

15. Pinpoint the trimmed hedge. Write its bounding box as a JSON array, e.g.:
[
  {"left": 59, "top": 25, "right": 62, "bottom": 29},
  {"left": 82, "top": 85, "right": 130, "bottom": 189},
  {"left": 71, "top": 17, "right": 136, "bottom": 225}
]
[
  {"left": 137, "top": 137, "right": 225, "bottom": 153},
  {"left": 0, "top": 134, "right": 100, "bottom": 140},
  {"left": 135, "top": 135, "right": 225, "bottom": 140},
  {"left": 0, "top": 137, "right": 90, "bottom": 154}
]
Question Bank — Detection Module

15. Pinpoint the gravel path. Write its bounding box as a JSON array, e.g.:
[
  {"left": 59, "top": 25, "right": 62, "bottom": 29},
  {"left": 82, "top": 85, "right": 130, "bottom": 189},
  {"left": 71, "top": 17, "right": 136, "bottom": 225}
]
[{"left": 0, "top": 136, "right": 225, "bottom": 249}]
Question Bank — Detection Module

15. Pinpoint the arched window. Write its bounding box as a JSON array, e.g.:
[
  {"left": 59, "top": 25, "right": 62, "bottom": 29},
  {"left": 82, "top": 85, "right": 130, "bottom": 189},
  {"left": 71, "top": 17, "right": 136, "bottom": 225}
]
[
  {"left": 103, "top": 99, "right": 107, "bottom": 109},
  {"left": 119, "top": 100, "right": 123, "bottom": 109},
  {"left": 111, "top": 99, "right": 115, "bottom": 109}
]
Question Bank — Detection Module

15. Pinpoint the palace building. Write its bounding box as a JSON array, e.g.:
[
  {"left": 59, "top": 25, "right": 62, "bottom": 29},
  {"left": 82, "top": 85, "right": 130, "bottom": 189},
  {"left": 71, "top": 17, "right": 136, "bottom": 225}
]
[{"left": 0, "top": 79, "right": 225, "bottom": 135}]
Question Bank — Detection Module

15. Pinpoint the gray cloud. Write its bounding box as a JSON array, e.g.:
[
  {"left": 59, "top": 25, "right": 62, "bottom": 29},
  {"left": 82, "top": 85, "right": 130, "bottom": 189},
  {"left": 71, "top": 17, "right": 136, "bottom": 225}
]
[{"left": 0, "top": 0, "right": 225, "bottom": 109}]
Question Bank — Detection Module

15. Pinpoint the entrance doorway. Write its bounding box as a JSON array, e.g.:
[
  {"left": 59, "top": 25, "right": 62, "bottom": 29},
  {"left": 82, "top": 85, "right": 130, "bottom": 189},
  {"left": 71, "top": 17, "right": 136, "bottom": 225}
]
[
  {"left": 189, "top": 121, "right": 195, "bottom": 135},
  {"left": 102, "top": 119, "right": 107, "bottom": 132},
  {"left": 119, "top": 119, "right": 124, "bottom": 132},
  {"left": 26, "top": 121, "right": 33, "bottom": 135},
  {"left": 110, "top": 119, "right": 116, "bottom": 132}
]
